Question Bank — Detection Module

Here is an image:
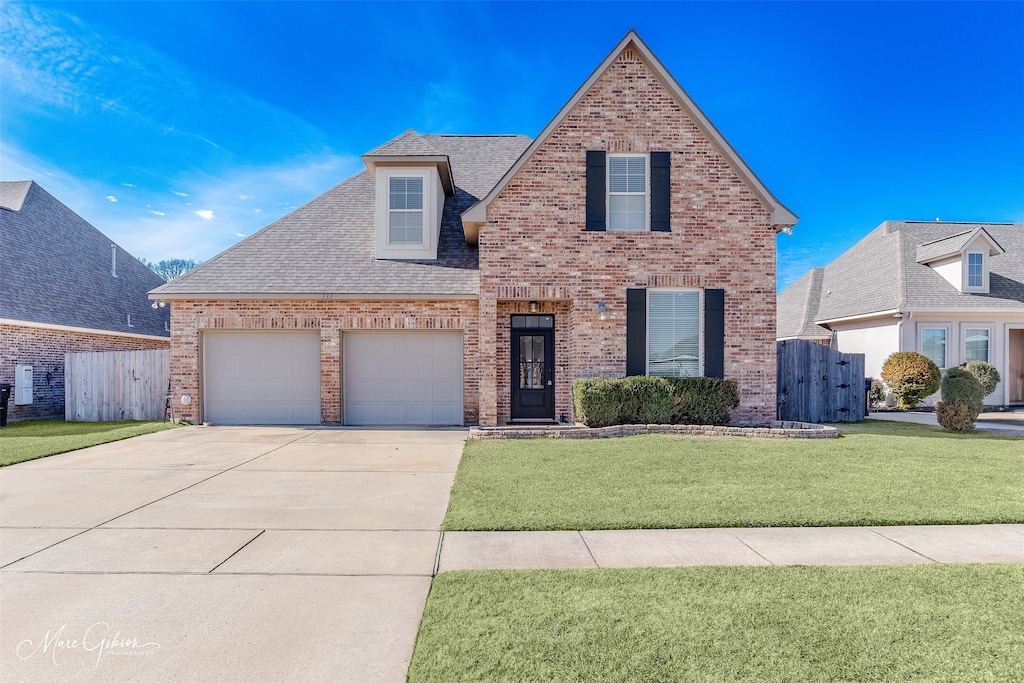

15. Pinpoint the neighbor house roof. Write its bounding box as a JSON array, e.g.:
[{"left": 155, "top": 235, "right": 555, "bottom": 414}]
[
  {"left": 460, "top": 30, "right": 798, "bottom": 240},
  {"left": 153, "top": 134, "right": 532, "bottom": 298},
  {"left": 776, "top": 267, "right": 830, "bottom": 339},
  {"left": 0, "top": 181, "right": 170, "bottom": 337},
  {"left": 778, "top": 221, "right": 1024, "bottom": 332}
]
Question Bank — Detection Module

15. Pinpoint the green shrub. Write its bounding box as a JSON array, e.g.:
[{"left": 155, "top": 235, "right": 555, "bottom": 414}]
[
  {"left": 935, "top": 400, "right": 975, "bottom": 432},
  {"left": 572, "top": 378, "right": 621, "bottom": 428},
  {"left": 618, "top": 376, "right": 675, "bottom": 424},
  {"left": 572, "top": 376, "right": 739, "bottom": 427},
  {"left": 940, "top": 368, "right": 984, "bottom": 423},
  {"left": 881, "top": 351, "right": 941, "bottom": 409},
  {"left": 665, "top": 377, "right": 740, "bottom": 425},
  {"left": 959, "top": 361, "right": 1001, "bottom": 397},
  {"left": 868, "top": 379, "right": 887, "bottom": 406}
]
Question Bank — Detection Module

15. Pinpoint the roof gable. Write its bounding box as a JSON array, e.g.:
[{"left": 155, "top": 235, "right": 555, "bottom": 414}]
[
  {"left": 461, "top": 30, "right": 797, "bottom": 240},
  {"left": 0, "top": 181, "right": 170, "bottom": 336},
  {"left": 916, "top": 227, "right": 1005, "bottom": 264}
]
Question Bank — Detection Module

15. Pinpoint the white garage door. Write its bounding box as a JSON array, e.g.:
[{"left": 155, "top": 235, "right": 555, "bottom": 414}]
[
  {"left": 344, "top": 332, "right": 463, "bottom": 426},
  {"left": 203, "top": 331, "right": 321, "bottom": 425}
]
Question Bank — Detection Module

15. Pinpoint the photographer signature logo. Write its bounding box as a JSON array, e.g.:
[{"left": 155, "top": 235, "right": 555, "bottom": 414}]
[{"left": 17, "top": 622, "right": 160, "bottom": 668}]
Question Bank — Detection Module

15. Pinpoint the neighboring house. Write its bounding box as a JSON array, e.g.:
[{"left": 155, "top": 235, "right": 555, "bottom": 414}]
[
  {"left": 151, "top": 31, "right": 797, "bottom": 427},
  {"left": 0, "top": 181, "right": 170, "bottom": 421},
  {"left": 778, "top": 220, "right": 1024, "bottom": 406}
]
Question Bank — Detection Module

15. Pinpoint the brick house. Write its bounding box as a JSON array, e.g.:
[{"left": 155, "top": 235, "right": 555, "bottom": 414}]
[
  {"left": 151, "top": 31, "right": 796, "bottom": 427},
  {"left": 1, "top": 181, "right": 170, "bottom": 421}
]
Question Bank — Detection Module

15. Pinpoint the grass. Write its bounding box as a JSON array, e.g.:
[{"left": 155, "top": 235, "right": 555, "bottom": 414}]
[
  {"left": 408, "top": 564, "right": 1024, "bottom": 682},
  {"left": 0, "top": 420, "right": 180, "bottom": 466},
  {"left": 442, "top": 420, "right": 1024, "bottom": 530}
]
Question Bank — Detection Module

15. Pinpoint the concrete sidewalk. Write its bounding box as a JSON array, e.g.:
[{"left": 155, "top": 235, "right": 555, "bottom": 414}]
[{"left": 438, "top": 524, "right": 1024, "bottom": 572}]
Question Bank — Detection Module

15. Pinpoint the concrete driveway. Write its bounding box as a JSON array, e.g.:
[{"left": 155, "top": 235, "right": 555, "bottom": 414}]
[{"left": 0, "top": 426, "right": 466, "bottom": 682}]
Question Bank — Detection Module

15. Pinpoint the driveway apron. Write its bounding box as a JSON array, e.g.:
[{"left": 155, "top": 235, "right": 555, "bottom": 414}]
[{"left": 0, "top": 426, "right": 466, "bottom": 682}]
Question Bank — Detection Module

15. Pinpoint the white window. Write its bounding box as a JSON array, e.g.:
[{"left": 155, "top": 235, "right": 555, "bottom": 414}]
[
  {"left": 647, "top": 290, "right": 701, "bottom": 377},
  {"left": 920, "top": 327, "right": 947, "bottom": 369},
  {"left": 964, "top": 328, "right": 990, "bottom": 363},
  {"left": 388, "top": 177, "right": 424, "bottom": 245},
  {"left": 966, "top": 252, "right": 984, "bottom": 288},
  {"left": 608, "top": 155, "right": 647, "bottom": 232}
]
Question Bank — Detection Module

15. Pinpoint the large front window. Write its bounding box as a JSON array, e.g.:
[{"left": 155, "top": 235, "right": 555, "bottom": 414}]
[
  {"left": 608, "top": 155, "right": 647, "bottom": 231},
  {"left": 921, "top": 327, "right": 947, "bottom": 369},
  {"left": 388, "top": 177, "right": 424, "bottom": 244},
  {"left": 648, "top": 290, "right": 701, "bottom": 377},
  {"left": 965, "top": 328, "right": 990, "bottom": 363}
]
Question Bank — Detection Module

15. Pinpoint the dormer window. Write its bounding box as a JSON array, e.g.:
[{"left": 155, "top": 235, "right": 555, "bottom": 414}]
[
  {"left": 388, "top": 177, "right": 424, "bottom": 245},
  {"left": 966, "top": 252, "right": 984, "bottom": 289}
]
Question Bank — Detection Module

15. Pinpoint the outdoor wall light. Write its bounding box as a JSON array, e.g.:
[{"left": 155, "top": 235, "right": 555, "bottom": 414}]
[
  {"left": 151, "top": 300, "right": 167, "bottom": 309},
  {"left": 597, "top": 301, "right": 607, "bottom": 320},
  {"left": 529, "top": 300, "right": 539, "bottom": 312}
]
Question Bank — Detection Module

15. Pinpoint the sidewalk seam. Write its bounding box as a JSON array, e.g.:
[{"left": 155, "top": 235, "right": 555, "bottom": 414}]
[
  {"left": 433, "top": 531, "right": 444, "bottom": 577},
  {"left": 866, "top": 527, "right": 939, "bottom": 563},
  {"left": 729, "top": 532, "right": 776, "bottom": 566},
  {"left": 577, "top": 531, "right": 601, "bottom": 569}
]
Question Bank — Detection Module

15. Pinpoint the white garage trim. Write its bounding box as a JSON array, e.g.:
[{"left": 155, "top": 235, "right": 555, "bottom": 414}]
[
  {"left": 343, "top": 331, "right": 463, "bottom": 426},
  {"left": 202, "top": 330, "right": 321, "bottom": 425}
]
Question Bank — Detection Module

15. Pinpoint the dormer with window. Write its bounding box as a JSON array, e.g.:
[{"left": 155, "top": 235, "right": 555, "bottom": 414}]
[
  {"left": 915, "top": 227, "right": 1005, "bottom": 294},
  {"left": 362, "top": 130, "right": 454, "bottom": 260}
]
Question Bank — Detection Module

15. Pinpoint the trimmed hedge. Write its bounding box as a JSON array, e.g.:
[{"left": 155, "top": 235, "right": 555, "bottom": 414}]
[
  {"left": 572, "top": 376, "right": 740, "bottom": 428},
  {"left": 881, "top": 351, "right": 941, "bottom": 409}
]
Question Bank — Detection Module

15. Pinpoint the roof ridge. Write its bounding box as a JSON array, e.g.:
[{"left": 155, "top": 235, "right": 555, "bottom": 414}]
[{"left": 916, "top": 228, "right": 975, "bottom": 247}]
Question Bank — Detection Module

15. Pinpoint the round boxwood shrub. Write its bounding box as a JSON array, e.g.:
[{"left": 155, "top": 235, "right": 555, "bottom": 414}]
[
  {"left": 935, "top": 400, "right": 975, "bottom": 432},
  {"left": 959, "top": 360, "right": 1001, "bottom": 398},
  {"left": 881, "top": 351, "right": 941, "bottom": 409},
  {"left": 940, "top": 367, "right": 984, "bottom": 421}
]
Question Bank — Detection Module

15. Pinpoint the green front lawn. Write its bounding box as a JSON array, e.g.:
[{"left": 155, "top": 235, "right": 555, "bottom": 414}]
[
  {"left": 0, "top": 420, "right": 180, "bottom": 466},
  {"left": 409, "top": 564, "right": 1024, "bottom": 682},
  {"left": 443, "top": 420, "right": 1024, "bottom": 530}
]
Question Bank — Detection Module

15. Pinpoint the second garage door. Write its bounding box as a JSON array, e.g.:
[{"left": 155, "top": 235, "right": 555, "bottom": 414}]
[{"left": 343, "top": 332, "right": 463, "bottom": 426}]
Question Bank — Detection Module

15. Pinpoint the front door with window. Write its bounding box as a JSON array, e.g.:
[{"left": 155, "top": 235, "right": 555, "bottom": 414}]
[{"left": 510, "top": 315, "right": 555, "bottom": 420}]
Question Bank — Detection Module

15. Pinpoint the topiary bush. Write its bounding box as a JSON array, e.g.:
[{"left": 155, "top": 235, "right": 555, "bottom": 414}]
[
  {"left": 939, "top": 367, "right": 984, "bottom": 425},
  {"left": 959, "top": 361, "right": 1001, "bottom": 398},
  {"left": 868, "top": 379, "right": 887, "bottom": 407},
  {"left": 572, "top": 376, "right": 739, "bottom": 427},
  {"left": 935, "top": 400, "right": 976, "bottom": 432},
  {"left": 881, "top": 351, "right": 941, "bottom": 409}
]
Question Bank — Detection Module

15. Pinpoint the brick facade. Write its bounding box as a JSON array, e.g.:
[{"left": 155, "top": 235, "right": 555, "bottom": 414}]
[
  {"left": 0, "top": 323, "right": 169, "bottom": 422},
  {"left": 167, "top": 299, "right": 479, "bottom": 424},
  {"left": 478, "top": 49, "right": 777, "bottom": 424}
]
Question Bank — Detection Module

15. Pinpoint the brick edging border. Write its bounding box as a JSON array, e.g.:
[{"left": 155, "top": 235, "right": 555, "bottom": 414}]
[{"left": 470, "top": 420, "right": 838, "bottom": 440}]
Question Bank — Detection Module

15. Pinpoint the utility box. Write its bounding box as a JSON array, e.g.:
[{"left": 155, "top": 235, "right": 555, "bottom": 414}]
[{"left": 15, "top": 364, "right": 33, "bottom": 405}]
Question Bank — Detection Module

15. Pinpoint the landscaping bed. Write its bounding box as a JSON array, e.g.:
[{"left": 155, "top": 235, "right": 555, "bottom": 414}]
[
  {"left": 0, "top": 420, "right": 180, "bottom": 466},
  {"left": 409, "top": 563, "right": 1024, "bottom": 683},
  {"left": 443, "top": 420, "right": 1024, "bottom": 530}
]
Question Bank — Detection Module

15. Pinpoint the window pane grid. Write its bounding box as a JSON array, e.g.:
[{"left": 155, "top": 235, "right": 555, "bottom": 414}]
[
  {"left": 648, "top": 291, "right": 700, "bottom": 377},
  {"left": 921, "top": 328, "right": 947, "bottom": 369},
  {"left": 388, "top": 176, "right": 424, "bottom": 244},
  {"left": 965, "top": 328, "right": 989, "bottom": 363},
  {"left": 609, "top": 155, "right": 646, "bottom": 231},
  {"left": 967, "top": 253, "right": 983, "bottom": 287}
]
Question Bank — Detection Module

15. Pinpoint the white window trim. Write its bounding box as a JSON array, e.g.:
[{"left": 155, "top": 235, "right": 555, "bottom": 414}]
[
  {"left": 646, "top": 288, "right": 703, "bottom": 377},
  {"left": 607, "top": 153, "right": 650, "bottom": 232},
  {"left": 962, "top": 325, "right": 994, "bottom": 365},
  {"left": 918, "top": 323, "right": 951, "bottom": 370},
  {"left": 374, "top": 167, "right": 439, "bottom": 260},
  {"left": 963, "top": 251, "right": 988, "bottom": 292}
]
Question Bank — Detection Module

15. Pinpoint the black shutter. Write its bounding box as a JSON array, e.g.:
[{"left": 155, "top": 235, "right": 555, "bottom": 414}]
[
  {"left": 585, "top": 151, "right": 606, "bottom": 231},
  {"left": 626, "top": 288, "right": 647, "bottom": 376},
  {"left": 650, "top": 151, "right": 671, "bottom": 232},
  {"left": 703, "top": 288, "right": 725, "bottom": 379}
]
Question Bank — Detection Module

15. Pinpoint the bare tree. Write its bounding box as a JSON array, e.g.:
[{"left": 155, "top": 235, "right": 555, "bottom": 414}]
[{"left": 140, "top": 258, "right": 202, "bottom": 281}]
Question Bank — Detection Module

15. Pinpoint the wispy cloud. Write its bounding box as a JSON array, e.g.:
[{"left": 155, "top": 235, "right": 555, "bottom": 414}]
[
  {"left": 172, "top": 191, "right": 189, "bottom": 197},
  {"left": 239, "top": 194, "right": 250, "bottom": 200},
  {"left": 234, "top": 232, "right": 247, "bottom": 238},
  {"left": 149, "top": 210, "right": 166, "bottom": 216},
  {"left": 105, "top": 195, "right": 117, "bottom": 202},
  {"left": 194, "top": 209, "right": 214, "bottom": 220},
  {"left": 122, "top": 182, "right": 135, "bottom": 187}
]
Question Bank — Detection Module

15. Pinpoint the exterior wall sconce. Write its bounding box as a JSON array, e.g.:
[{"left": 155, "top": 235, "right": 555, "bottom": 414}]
[
  {"left": 597, "top": 301, "right": 607, "bottom": 320},
  {"left": 529, "top": 300, "right": 539, "bottom": 312},
  {"left": 151, "top": 300, "right": 167, "bottom": 310}
]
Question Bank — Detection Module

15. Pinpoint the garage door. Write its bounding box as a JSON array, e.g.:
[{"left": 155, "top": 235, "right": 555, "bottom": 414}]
[
  {"left": 203, "top": 331, "right": 321, "bottom": 425},
  {"left": 343, "top": 332, "right": 463, "bottom": 425}
]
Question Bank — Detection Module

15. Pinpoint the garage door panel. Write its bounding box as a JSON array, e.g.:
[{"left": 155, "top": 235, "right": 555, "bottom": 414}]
[
  {"left": 204, "top": 331, "right": 321, "bottom": 425},
  {"left": 343, "top": 332, "right": 462, "bottom": 426}
]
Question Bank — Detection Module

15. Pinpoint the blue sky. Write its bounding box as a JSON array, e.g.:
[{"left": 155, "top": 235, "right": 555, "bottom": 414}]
[{"left": 2, "top": 1, "right": 1022, "bottom": 290}]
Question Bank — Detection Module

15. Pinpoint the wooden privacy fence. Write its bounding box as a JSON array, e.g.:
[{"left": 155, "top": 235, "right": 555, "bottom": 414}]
[
  {"left": 65, "top": 350, "right": 170, "bottom": 421},
  {"left": 777, "top": 340, "right": 866, "bottom": 423}
]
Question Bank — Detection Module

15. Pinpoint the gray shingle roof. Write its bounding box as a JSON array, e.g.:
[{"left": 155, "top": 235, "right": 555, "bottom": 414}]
[
  {"left": 914, "top": 230, "right": 977, "bottom": 263},
  {"left": 776, "top": 268, "right": 830, "bottom": 339},
  {"left": 779, "top": 221, "right": 1024, "bottom": 330},
  {"left": 154, "top": 133, "right": 532, "bottom": 297},
  {"left": 362, "top": 129, "right": 447, "bottom": 157},
  {"left": 0, "top": 181, "right": 170, "bottom": 336}
]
